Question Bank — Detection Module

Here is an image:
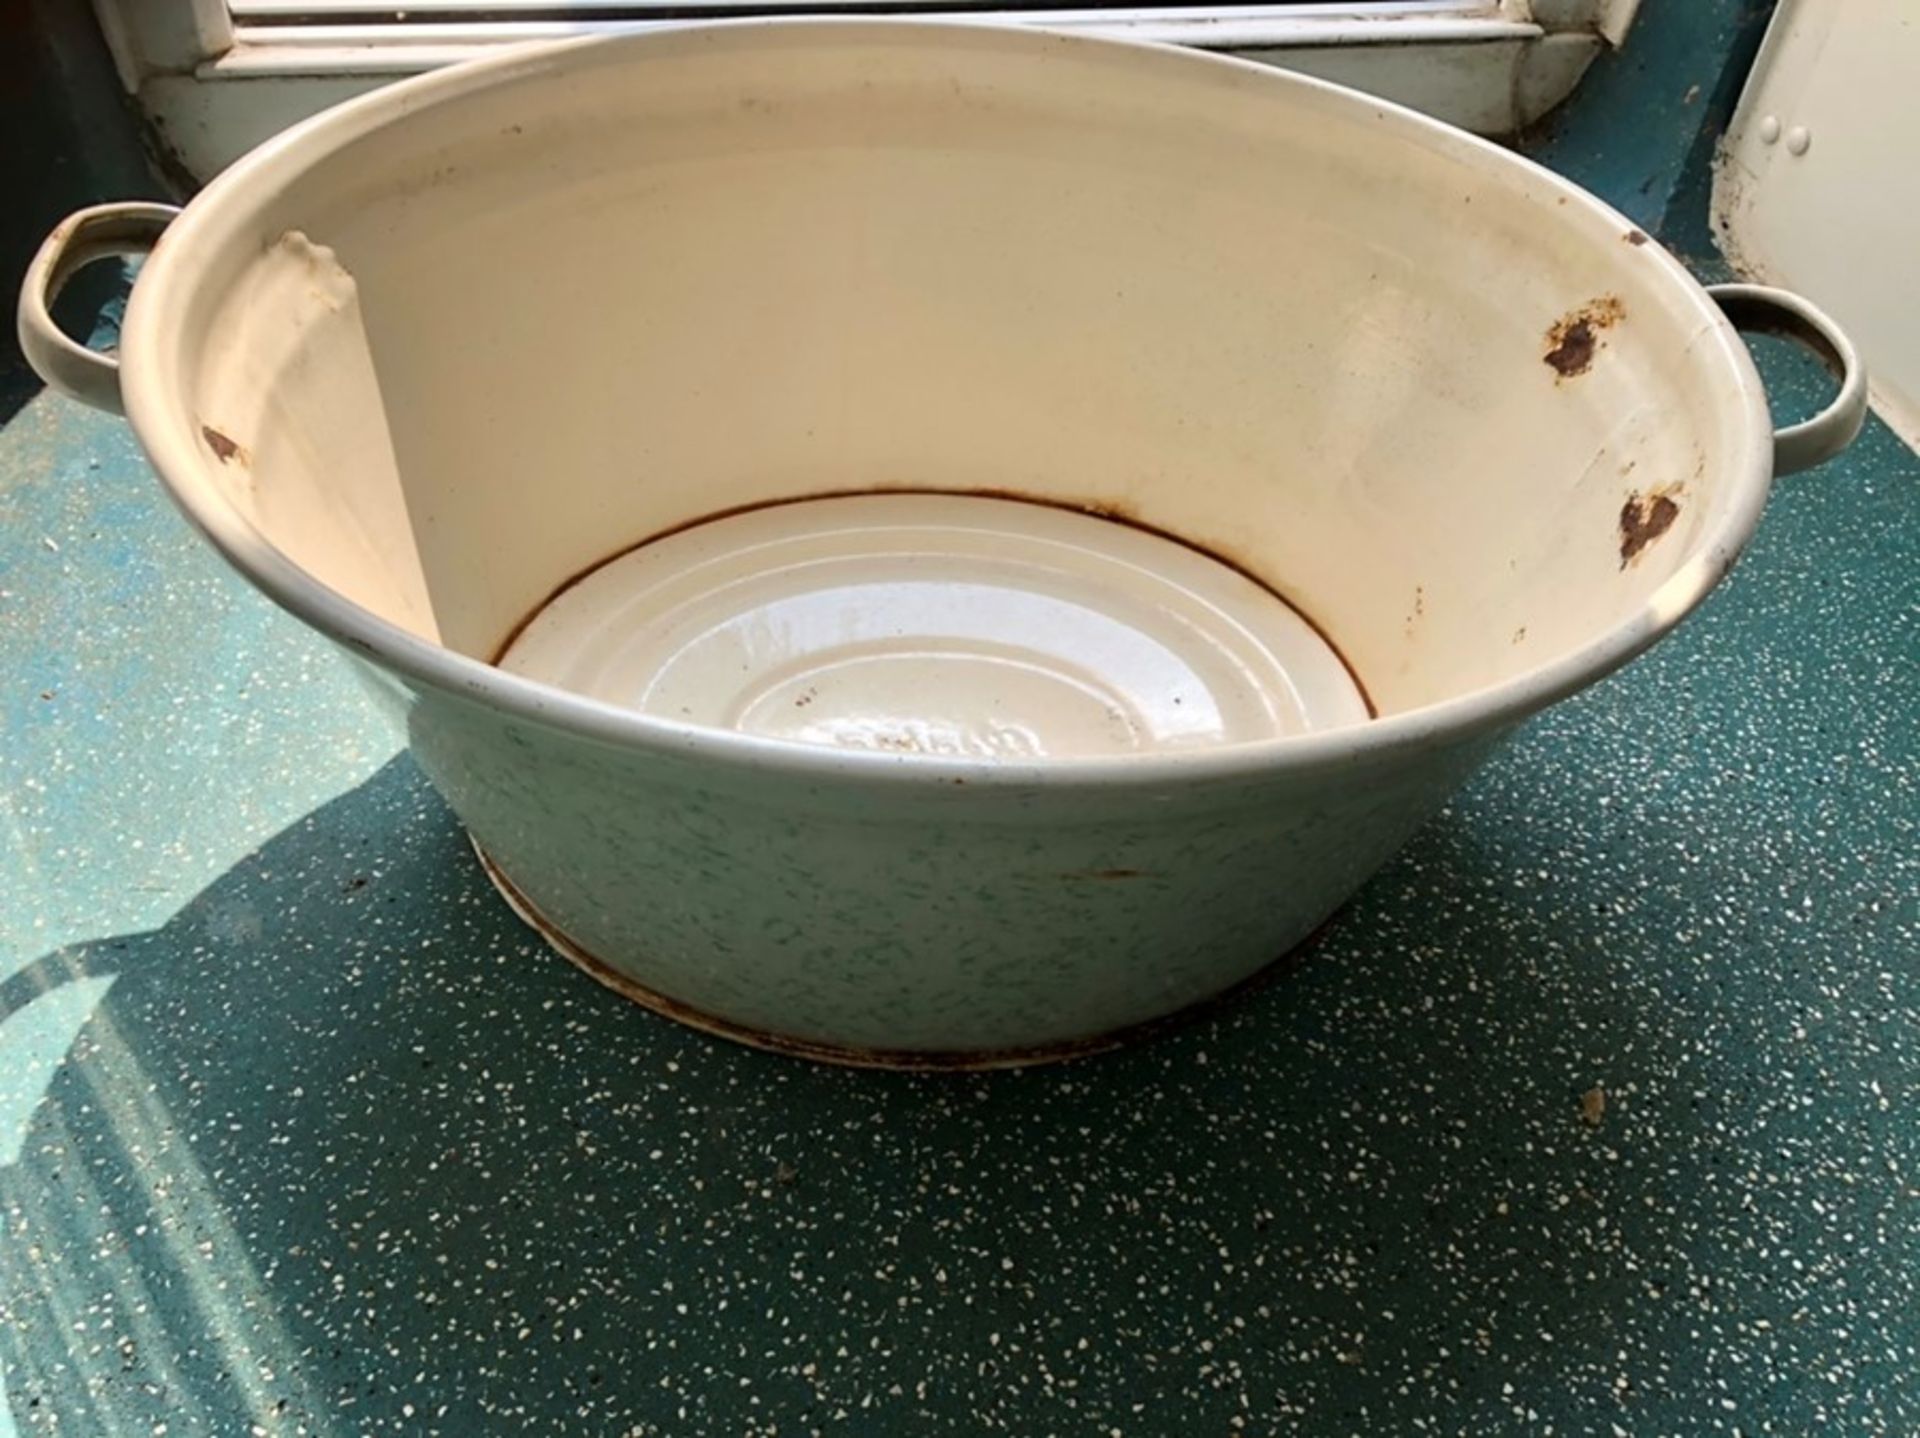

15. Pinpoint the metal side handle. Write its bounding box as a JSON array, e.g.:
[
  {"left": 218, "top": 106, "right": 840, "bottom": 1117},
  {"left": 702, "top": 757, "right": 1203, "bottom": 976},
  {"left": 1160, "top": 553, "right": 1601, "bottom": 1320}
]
[
  {"left": 1707, "top": 282, "right": 1868, "bottom": 476},
  {"left": 17, "top": 202, "right": 182, "bottom": 416}
]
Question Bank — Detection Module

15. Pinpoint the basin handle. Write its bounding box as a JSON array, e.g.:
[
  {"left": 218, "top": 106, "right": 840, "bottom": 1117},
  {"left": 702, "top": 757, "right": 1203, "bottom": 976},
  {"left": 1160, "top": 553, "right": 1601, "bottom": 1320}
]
[
  {"left": 17, "top": 202, "right": 182, "bottom": 417},
  {"left": 1707, "top": 282, "right": 1868, "bottom": 476}
]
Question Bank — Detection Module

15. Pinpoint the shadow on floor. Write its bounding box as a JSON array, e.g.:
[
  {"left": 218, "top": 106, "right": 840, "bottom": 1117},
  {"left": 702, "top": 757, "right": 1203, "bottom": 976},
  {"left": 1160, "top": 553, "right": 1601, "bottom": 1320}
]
[{"left": 0, "top": 753, "right": 1723, "bottom": 1435}]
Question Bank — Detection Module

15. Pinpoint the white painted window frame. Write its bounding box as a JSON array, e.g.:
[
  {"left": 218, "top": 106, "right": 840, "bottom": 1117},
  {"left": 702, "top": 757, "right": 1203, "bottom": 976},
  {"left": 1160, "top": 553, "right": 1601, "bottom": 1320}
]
[{"left": 95, "top": 0, "right": 1641, "bottom": 181}]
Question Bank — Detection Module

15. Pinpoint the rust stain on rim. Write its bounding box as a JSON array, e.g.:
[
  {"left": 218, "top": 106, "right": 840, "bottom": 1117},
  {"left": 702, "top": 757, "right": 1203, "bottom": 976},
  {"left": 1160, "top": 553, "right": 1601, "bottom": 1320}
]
[
  {"left": 200, "top": 424, "right": 248, "bottom": 465},
  {"left": 474, "top": 842, "right": 1332, "bottom": 1071}
]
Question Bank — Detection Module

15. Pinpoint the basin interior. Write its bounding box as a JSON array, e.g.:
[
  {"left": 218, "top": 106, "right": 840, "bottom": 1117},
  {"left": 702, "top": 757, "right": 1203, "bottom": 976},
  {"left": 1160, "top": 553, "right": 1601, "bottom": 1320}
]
[
  {"left": 496, "top": 492, "right": 1372, "bottom": 757},
  {"left": 162, "top": 25, "right": 1761, "bottom": 741}
]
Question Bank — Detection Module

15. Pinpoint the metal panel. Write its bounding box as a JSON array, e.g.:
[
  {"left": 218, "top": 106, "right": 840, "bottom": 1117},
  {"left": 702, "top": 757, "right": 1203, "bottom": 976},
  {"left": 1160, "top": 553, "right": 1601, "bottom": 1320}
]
[{"left": 1716, "top": 0, "right": 1920, "bottom": 447}]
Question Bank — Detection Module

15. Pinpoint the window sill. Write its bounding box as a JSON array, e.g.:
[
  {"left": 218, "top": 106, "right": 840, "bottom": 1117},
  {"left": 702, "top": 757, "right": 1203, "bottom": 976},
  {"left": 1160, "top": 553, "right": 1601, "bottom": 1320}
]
[
  {"left": 133, "top": 4, "right": 1602, "bottom": 180},
  {"left": 210, "top": 6, "right": 1539, "bottom": 73}
]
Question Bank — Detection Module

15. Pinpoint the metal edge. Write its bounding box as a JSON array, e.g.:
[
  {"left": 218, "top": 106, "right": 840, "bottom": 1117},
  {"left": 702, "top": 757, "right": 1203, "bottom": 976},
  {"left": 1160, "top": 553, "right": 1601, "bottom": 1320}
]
[
  {"left": 120, "top": 21, "right": 1774, "bottom": 795},
  {"left": 471, "top": 839, "right": 1330, "bottom": 1071}
]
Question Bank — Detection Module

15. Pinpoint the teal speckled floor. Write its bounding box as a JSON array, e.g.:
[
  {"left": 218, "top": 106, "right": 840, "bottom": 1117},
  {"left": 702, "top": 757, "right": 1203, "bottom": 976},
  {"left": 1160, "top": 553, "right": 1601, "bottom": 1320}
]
[{"left": 5, "top": 123, "right": 1919, "bottom": 1438}]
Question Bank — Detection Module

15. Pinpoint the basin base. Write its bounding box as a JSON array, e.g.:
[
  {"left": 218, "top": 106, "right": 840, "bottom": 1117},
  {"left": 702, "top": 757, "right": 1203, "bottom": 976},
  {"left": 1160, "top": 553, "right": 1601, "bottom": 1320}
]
[
  {"left": 495, "top": 492, "right": 1372, "bottom": 759},
  {"left": 473, "top": 841, "right": 1325, "bottom": 1071}
]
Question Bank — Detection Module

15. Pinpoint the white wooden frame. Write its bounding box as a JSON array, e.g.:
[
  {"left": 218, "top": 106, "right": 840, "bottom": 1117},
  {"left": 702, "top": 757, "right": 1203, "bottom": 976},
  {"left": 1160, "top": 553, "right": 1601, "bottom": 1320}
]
[{"left": 95, "top": 0, "right": 1639, "bottom": 180}]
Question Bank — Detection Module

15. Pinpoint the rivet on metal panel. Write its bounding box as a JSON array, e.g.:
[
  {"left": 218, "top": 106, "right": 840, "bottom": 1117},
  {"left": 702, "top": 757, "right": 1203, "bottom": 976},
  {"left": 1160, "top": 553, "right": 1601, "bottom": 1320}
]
[
  {"left": 1785, "top": 126, "right": 1812, "bottom": 156},
  {"left": 1758, "top": 115, "right": 1781, "bottom": 145}
]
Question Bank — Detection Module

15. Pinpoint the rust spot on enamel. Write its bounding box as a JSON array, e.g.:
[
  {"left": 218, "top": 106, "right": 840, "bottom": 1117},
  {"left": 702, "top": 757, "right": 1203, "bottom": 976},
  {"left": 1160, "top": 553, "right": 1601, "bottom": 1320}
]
[
  {"left": 1625, "top": 229, "right": 1651, "bottom": 246},
  {"left": 1618, "top": 490, "right": 1681, "bottom": 566},
  {"left": 200, "top": 424, "right": 248, "bottom": 464},
  {"left": 1580, "top": 1085, "right": 1608, "bottom": 1127},
  {"left": 1545, "top": 296, "right": 1625, "bottom": 380}
]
